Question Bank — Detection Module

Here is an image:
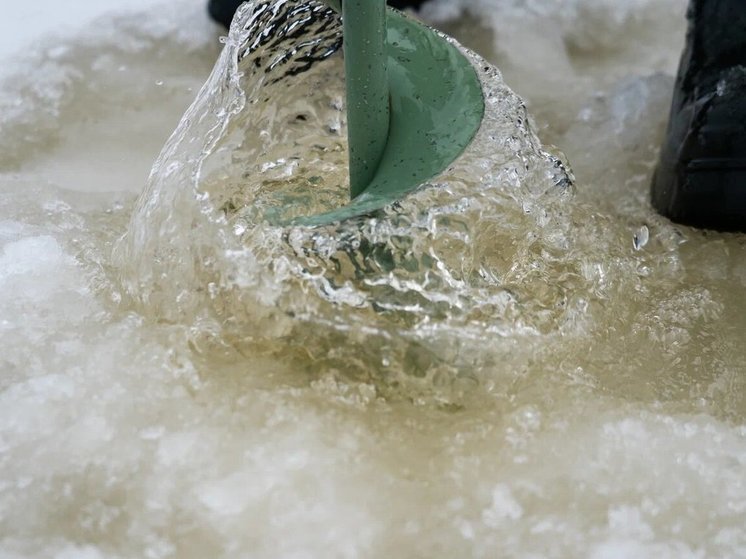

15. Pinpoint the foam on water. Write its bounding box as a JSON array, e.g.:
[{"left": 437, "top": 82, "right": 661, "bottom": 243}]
[{"left": 1, "top": 0, "right": 745, "bottom": 557}]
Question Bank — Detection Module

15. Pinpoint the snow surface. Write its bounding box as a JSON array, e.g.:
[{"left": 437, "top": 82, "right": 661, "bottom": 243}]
[
  {"left": 1, "top": 0, "right": 745, "bottom": 558},
  {"left": 0, "top": 0, "right": 168, "bottom": 60}
]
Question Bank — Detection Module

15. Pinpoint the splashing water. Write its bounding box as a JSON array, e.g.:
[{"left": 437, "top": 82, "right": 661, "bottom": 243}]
[
  {"left": 1, "top": 0, "right": 745, "bottom": 557},
  {"left": 114, "top": 0, "right": 575, "bottom": 403}
]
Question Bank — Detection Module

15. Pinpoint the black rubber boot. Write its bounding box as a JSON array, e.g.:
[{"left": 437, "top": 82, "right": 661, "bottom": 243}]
[
  {"left": 208, "top": 0, "right": 428, "bottom": 28},
  {"left": 208, "top": 0, "right": 245, "bottom": 28},
  {"left": 387, "top": 0, "right": 427, "bottom": 10},
  {"left": 652, "top": 0, "right": 746, "bottom": 231}
]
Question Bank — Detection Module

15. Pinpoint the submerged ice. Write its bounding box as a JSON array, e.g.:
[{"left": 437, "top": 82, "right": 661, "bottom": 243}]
[{"left": 1, "top": 0, "right": 745, "bottom": 557}]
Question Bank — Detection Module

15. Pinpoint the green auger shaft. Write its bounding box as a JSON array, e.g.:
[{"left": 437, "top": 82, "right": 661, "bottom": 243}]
[{"left": 324, "top": 0, "right": 391, "bottom": 199}]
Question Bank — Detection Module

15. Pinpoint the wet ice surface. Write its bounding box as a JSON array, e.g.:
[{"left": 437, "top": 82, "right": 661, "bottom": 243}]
[{"left": 1, "top": 0, "right": 746, "bottom": 557}]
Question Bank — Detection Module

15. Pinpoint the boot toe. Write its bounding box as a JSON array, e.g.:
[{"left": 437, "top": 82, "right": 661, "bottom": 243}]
[{"left": 652, "top": 66, "right": 746, "bottom": 231}]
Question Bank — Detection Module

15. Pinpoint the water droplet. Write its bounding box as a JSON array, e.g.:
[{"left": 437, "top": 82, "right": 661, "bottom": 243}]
[{"left": 633, "top": 225, "right": 649, "bottom": 250}]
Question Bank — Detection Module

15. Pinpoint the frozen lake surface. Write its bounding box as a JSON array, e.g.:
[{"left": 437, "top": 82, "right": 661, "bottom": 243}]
[{"left": 1, "top": 0, "right": 745, "bottom": 557}]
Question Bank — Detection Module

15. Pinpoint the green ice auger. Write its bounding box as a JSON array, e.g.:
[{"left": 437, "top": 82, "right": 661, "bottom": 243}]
[{"left": 294, "top": 0, "right": 484, "bottom": 225}]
